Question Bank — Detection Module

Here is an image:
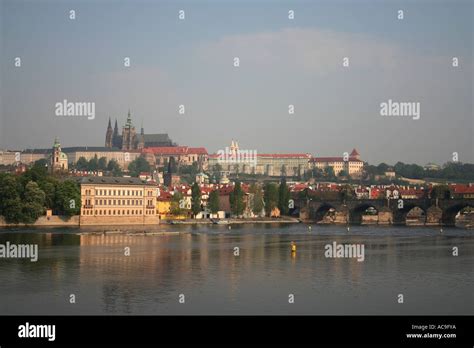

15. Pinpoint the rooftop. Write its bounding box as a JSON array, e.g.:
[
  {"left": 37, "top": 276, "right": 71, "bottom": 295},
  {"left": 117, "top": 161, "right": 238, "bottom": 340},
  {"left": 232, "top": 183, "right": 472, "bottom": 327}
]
[{"left": 79, "top": 176, "right": 155, "bottom": 186}]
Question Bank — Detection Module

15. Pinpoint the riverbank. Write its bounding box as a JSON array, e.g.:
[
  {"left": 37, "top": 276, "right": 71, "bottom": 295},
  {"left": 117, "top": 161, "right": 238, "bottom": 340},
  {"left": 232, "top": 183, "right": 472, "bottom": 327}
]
[{"left": 1, "top": 215, "right": 472, "bottom": 229}]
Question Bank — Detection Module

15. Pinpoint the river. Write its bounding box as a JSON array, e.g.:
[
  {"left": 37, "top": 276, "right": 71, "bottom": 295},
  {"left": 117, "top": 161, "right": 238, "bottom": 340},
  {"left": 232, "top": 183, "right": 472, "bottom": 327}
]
[{"left": 0, "top": 224, "right": 472, "bottom": 315}]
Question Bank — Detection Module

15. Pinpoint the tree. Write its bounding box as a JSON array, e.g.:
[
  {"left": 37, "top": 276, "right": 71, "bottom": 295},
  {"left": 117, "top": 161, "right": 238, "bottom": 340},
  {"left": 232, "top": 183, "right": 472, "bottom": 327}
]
[
  {"left": 34, "top": 158, "right": 48, "bottom": 168},
  {"left": 38, "top": 179, "right": 57, "bottom": 209},
  {"left": 167, "top": 157, "right": 178, "bottom": 174},
  {"left": 22, "top": 181, "right": 46, "bottom": 223},
  {"left": 191, "top": 182, "right": 202, "bottom": 217},
  {"left": 338, "top": 170, "right": 348, "bottom": 177},
  {"left": 230, "top": 181, "right": 245, "bottom": 216},
  {"left": 377, "top": 163, "right": 390, "bottom": 174},
  {"left": 170, "top": 191, "right": 184, "bottom": 215},
  {"left": 98, "top": 157, "right": 108, "bottom": 171},
  {"left": 211, "top": 163, "right": 222, "bottom": 183},
  {"left": 107, "top": 159, "right": 122, "bottom": 176},
  {"left": 264, "top": 183, "right": 279, "bottom": 216},
  {"left": 209, "top": 190, "right": 220, "bottom": 215},
  {"left": 128, "top": 156, "right": 151, "bottom": 177},
  {"left": 250, "top": 184, "right": 264, "bottom": 216},
  {"left": 76, "top": 157, "right": 89, "bottom": 170},
  {"left": 324, "top": 166, "right": 335, "bottom": 179},
  {"left": 339, "top": 184, "right": 354, "bottom": 203},
  {"left": 55, "top": 180, "right": 81, "bottom": 216},
  {"left": 430, "top": 185, "right": 451, "bottom": 200},
  {"left": 278, "top": 178, "right": 290, "bottom": 215},
  {"left": 87, "top": 155, "right": 99, "bottom": 171},
  {"left": 0, "top": 174, "right": 23, "bottom": 223}
]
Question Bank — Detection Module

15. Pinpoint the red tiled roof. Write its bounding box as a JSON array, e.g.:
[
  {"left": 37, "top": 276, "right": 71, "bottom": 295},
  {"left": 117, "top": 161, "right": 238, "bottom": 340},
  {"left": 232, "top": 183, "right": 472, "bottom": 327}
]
[
  {"left": 143, "top": 146, "right": 208, "bottom": 155},
  {"left": 310, "top": 157, "right": 362, "bottom": 163},
  {"left": 452, "top": 185, "right": 474, "bottom": 194},
  {"left": 350, "top": 148, "right": 360, "bottom": 156},
  {"left": 188, "top": 147, "right": 208, "bottom": 155}
]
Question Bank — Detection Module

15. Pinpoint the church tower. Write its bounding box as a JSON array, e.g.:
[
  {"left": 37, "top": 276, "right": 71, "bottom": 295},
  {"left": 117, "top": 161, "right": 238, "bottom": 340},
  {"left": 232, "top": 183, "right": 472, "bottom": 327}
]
[
  {"left": 51, "top": 138, "right": 68, "bottom": 173},
  {"left": 121, "top": 109, "right": 137, "bottom": 151},
  {"left": 138, "top": 122, "right": 145, "bottom": 150},
  {"left": 112, "top": 119, "right": 121, "bottom": 148},
  {"left": 105, "top": 117, "right": 113, "bottom": 148}
]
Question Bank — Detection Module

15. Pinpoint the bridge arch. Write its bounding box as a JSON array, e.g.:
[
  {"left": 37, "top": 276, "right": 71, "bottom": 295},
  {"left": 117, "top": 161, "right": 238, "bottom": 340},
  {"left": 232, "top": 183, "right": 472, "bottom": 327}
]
[
  {"left": 313, "top": 203, "right": 337, "bottom": 223},
  {"left": 350, "top": 203, "right": 381, "bottom": 225},
  {"left": 393, "top": 203, "right": 426, "bottom": 225},
  {"left": 442, "top": 202, "right": 474, "bottom": 226}
]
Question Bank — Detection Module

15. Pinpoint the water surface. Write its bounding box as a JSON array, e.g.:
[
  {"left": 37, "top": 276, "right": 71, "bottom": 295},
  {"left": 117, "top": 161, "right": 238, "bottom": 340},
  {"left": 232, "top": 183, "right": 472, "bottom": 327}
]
[{"left": 0, "top": 224, "right": 472, "bottom": 315}]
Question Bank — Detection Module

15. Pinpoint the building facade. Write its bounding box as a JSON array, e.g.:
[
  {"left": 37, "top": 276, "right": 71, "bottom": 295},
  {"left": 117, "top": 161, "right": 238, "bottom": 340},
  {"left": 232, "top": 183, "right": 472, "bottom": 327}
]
[
  {"left": 142, "top": 146, "right": 209, "bottom": 171},
  {"left": 80, "top": 177, "right": 159, "bottom": 225},
  {"left": 310, "top": 149, "right": 364, "bottom": 176}
]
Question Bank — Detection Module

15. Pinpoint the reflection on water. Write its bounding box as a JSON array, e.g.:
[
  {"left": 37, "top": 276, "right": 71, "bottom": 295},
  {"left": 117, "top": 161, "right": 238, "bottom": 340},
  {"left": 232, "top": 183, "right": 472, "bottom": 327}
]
[{"left": 0, "top": 224, "right": 473, "bottom": 315}]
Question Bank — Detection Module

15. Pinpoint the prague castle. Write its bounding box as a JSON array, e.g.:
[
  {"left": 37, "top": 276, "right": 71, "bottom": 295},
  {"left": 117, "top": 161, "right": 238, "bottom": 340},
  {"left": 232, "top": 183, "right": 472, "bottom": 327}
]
[{"left": 105, "top": 110, "right": 175, "bottom": 150}]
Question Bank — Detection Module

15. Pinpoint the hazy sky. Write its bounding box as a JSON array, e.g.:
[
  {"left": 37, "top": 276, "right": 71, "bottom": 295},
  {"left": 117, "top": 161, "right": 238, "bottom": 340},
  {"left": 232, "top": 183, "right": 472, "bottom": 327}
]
[{"left": 1, "top": 0, "right": 473, "bottom": 165}]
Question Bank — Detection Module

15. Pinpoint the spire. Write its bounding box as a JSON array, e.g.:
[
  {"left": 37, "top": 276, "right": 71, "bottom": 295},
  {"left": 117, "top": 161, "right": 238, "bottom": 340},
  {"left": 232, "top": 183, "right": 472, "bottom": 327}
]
[
  {"left": 126, "top": 109, "right": 132, "bottom": 127},
  {"left": 53, "top": 137, "right": 61, "bottom": 148},
  {"left": 107, "top": 117, "right": 112, "bottom": 128},
  {"left": 141, "top": 119, "right": 144, "bottom": 135}
]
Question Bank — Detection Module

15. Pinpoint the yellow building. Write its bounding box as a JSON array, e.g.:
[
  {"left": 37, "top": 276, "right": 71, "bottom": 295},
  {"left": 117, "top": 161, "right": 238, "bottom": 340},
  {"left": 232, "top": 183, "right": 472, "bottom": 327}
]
[
  {"left": 156, "top": 199, "right": 171, "bottom": 219},
  {"left": 80, "top": 177, "right": 159, "bottom": 225},
  {"left": 310, "top": 149, "right": 364, "bottom": 177}
]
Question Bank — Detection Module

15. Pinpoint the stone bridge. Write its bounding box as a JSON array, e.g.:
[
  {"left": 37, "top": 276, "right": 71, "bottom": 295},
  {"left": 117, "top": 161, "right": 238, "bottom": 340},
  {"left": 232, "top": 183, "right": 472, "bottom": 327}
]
[{"left": 296, "top": 198, "right": 474, "bottom": 226}]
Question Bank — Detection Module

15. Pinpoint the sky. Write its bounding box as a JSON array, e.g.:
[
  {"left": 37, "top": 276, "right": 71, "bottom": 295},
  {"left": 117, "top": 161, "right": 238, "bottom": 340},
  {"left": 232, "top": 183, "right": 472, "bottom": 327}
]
[{"left": 0, "top": 0, "right": 473, "bottom": 165}]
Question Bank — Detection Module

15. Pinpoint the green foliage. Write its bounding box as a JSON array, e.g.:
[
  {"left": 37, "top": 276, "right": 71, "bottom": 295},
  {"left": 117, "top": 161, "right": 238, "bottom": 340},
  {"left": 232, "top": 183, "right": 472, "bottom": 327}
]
[
  {"left": 324, "top": 166, "right": 336, "bottom": 179},
  {"left": 22, "top": 181, "right": 46, "bottom": 223},
  {"left": 338, "top": 184, "right": 355, "bottom": 202},
  {"left": 338, "top": 170, "right": 348, "bottom": 177},
  {"left": 191, "top": 182, "right": 202, "bottom": 216},
  {"left": 264, "top": 183, "right": 279, "bottom": 216},
  {"left": 230, "top": 181, "right": 245, "bottom": 216},
  {"left": 55, "top": 180, "right": 81, "bottom": 216},
  {"left": 250, "top": 184, "right": 264, "bottom": 216},
  {"left": 393, "top": 162, "right": 424, "bottom": 179},
  {"left": 278, "top": 178, "right": 290, "bottom": 215},
  {"left": 209, "top": 190, "right": 220, "bottom": 214},
  {"left": 107, "top": 159, "right": 122, "bottom": 176},
  {"left": 76, "top": 157, "right": 89, "bottom": 170},
  {"left": 170, "top": 191, "right": 184, "bottom": 215},
  {"left": 210, "top": 163, "right": 222, "bottom": 183},
  {"left": 98, "top": 157, "right": 108, "bottom": 171},
  {"left": 87, "top": 155, "right": 99, "bottom": 171},
  {"left": 430, "top": 185, "right": 451, "bottom": 199},
  {"left": 179, "top": 162, "right": 199, "bottom": 177},
  {"left": 128, "top": 156, "right": 151, "bottom": 177}
]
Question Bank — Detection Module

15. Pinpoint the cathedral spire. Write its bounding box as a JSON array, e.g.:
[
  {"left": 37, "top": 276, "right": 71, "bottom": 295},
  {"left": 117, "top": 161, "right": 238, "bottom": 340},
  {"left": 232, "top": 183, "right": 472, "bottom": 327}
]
[{"left": 126, "top": 109, "right": 132, "bottom": 126}]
